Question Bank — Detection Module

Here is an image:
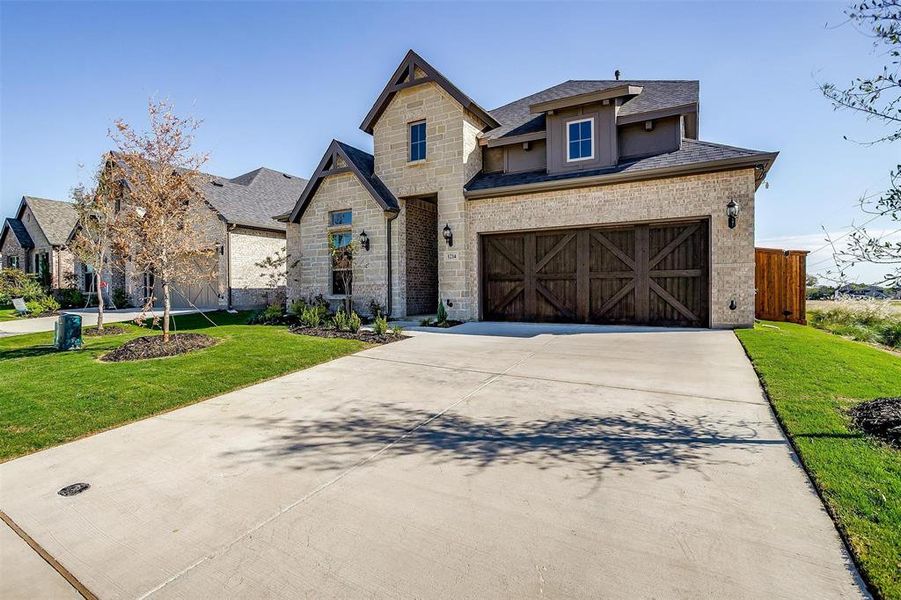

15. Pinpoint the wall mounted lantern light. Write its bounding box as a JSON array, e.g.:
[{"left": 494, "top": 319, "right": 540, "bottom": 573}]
[
  {"left": 726, "top": 200, "right": 740, "bottom": 229},
  {"left": 442, "top": 223, "right": 453, "bottom": 247},
  {"left": 359, "top": 230, "right": 370, "bottom": 251}
]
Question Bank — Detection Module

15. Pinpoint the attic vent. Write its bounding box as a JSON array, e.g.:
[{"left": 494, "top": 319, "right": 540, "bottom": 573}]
[{"left": 211, "top": 180, "right": 224, "bottom": 187}]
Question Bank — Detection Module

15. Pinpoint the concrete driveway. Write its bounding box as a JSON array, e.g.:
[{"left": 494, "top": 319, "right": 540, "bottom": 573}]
[{"left": 0, "top": 323, "right": 866, "bottom": 599}]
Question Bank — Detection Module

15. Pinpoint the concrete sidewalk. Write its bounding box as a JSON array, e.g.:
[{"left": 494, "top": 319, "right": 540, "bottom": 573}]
[
  {"left": 0, "top": 308, "right": 200, "bottom": 337},
  {"left": 0, "top": 323, "right": 868, "bottom": 598}
]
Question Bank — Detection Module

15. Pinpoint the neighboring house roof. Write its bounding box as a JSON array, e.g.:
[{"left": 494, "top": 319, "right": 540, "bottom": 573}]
[
  {"left": 204, "top": 167, "right": 307, "bottom": 231},
  {"left": 483, "top": 80, "right": 699, "bottom": 142},
  {"left": 0, "top": 217, "right": 34, "bottom": 249},
  {"left": 14, "top": 196, "right": 78, "bottom": 246},
  {"left": 360, "top": 50, "right": 500, "bottom": 134},
  {"left": 289, "top": 140, "right": 399, "bottom": 223},
  {"left": 108, "top": 153, "right": 306, "bottom": 231},
  {"left": 465, "top": 139, "right": 777, "bottom": 198}
]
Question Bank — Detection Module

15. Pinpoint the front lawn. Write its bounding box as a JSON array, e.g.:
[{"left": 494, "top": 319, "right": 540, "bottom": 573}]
[
  {"left": 0, "top": 306, "right": 19, "bottom": 321},
  {"left": 0, "top": 312, "right": 364, "bottom": 461},
  {"left": 737, "top": 322, "right": 901, "bottom": 599}
]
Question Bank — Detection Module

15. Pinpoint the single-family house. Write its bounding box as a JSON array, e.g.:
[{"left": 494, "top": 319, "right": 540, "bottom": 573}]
[
  {"left": 284, "top": 50, "right": 777, "bottom": 328},
  {"left": 0, "top": 196, "right": 78, "bottom": 290}
]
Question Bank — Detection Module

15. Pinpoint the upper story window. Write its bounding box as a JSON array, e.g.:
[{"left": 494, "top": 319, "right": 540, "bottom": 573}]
[
  {"left": 566, "top": 118, "right": 594, "bottom": 162},
  {"left": 409, "top": 121, "right": 426, "bottom": 162},
  {"left": 329, "top": 210, "right": 352, "bottom": 228}
]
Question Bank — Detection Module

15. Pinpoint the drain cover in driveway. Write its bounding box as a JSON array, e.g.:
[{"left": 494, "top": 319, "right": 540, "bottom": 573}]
[{"left": 58, "top": 483, "right": 90, "bottom": 497}]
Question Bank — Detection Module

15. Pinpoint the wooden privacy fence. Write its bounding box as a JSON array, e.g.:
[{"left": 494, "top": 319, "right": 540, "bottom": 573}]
[{"left": 755, "top": 248, "right": 810, "bottom": 324}]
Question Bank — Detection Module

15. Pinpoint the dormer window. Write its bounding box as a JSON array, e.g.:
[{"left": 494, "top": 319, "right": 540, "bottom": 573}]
[
  {"left": 410, "top": 121, "right": 426, "bottom": 161},
  {"left": 566, "top": 118, "right": 594, "bottom": 162}
]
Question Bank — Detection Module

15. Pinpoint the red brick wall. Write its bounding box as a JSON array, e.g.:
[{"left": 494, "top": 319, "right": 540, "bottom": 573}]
[{"left": 405, "top": 198, "right": 438, "bottom": 315}]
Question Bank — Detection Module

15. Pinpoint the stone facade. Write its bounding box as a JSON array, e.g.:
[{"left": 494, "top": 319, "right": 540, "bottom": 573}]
[
  {"left": 229, "top": 226, "right": 286, "bottom": 308},
  {"left": 1, "top": 205, "right": 75, "bottom": 289},
  {"left": 372, "top": 82, "right": 485, "bottom": 320},
  {"left": 1, "top": 231, "right": 26, "bottom": 270},
  {"left": 289, "top": 172, "right": 390, "bottom": 315},
  {"left": 466, "top": 169, "right": 757, "bottom": 328}
]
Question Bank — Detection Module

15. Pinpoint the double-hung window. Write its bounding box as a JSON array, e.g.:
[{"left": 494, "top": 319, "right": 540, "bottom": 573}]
[
  {"left": 409, "top": 121, "right": 426, "bottom": 161},
  {"left": 566, "top": 118, "right": 594, "bottom": 162}
]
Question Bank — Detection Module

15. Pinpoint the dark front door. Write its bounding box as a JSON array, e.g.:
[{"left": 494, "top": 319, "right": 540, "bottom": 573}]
[{"left": 481, "top": 220, "right": 709, "bottom": 327}]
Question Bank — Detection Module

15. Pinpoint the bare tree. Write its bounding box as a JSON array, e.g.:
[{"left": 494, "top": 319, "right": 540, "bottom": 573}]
[
  {"left": 255, "top": 248, "right": 291, "bottom": 306},
  {"left": 69, "top": 161, "right": 120, "bottom": 331},
  {"left": 329, "top": 236, "right": 358, "bottom": 314},
  {"left": 821, "top": 0, "right": 901, "bottom": 286},
  {"left": 110, "top": 100, "right": 215, "bottom": 341}
]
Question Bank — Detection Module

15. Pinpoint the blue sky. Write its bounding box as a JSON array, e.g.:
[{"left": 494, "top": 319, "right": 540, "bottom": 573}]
[{"left": 1, "top": 1, "right": 897, "bottom": 282}]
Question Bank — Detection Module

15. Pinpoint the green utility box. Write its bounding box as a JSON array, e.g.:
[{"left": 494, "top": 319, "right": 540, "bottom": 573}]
[{"left": 54, "top": 314, "right": 83, "bottom": 350}]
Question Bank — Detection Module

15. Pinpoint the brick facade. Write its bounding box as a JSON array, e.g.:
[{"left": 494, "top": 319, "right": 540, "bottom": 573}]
[
  {"left": 229, "top": 226, "right": 286, "bottom": 308},
  {"left": 404, "top": 197, "right": 438, "bottom": 315},
  {"left": 466, "top": 169, "right": 757, "bottom": 328}
]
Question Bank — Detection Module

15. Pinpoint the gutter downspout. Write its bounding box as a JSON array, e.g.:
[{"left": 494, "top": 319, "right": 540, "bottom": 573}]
[
  {"left": 226, "top": 224, "right": 235, "bottom": 309},
  {"left": 385, "top": 210, "right": 399, "bottom": 317}
]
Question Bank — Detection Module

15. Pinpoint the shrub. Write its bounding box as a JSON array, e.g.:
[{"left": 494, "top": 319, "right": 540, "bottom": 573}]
[
  {"left": 299, "top": 305, "right": 322, "bottom": 328},
  {"left": 56, "top": 288, "right": 85, "bottom": 309},
  {"left": 0, "top": 268, "right": 45, "bottom": 305},
  {"left": 878, "top": 320, "right": 901, "bottom": 348},
  {"left": 333, "top": 309, "right": 351, "bottom": 331},
  {"left": 368, "top": 298, "right": 385, "bottom": 318},
  {"left": 112, "top": 287, "right": 131, "bottom": 308},
  {"left": 290, "top": 294, "right": 330, "bottom": 320},
  {"left": 419, "top": 317, "right": 432, "bottom": 326},
  {"left": 248, "top": 303, "right": 285, "bottom": 325},
  {"left": 391, "top": 324, "right": 404, "bottom": 336},
  {"left": 436, "top": 300, "right": 448, "bottom": 324},
  {"left": 372, "top": 314, "right": 388, "bottom": 335},
  {"left": 348, "top": 311, "right": 362, "bottom": 333}
]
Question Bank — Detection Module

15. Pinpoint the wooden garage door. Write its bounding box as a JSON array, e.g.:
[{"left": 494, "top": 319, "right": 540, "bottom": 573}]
[{"left": 481, "top": 220, "right": 709, "bottom": 327}]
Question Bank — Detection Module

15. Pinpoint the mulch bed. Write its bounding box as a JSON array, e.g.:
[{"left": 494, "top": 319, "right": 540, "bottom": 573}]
[
  {"left": 290, "top": 325, "right": 406, "bottom": 345},
  {"left": 84, "top": 325, "right": 127, "bottom": 337},
  {"left": 420, "top": 320, "right": 464, "bottom": 328},
  {"left": 100, "top": 333, "right": 217, "bottom": 362},
  {"left": 849, "top": 397, "right": 901, "bottom": 448}
]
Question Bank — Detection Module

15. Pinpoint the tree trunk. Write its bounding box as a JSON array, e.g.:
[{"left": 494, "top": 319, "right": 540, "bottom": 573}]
[
  {"left": 162, "top": 279, "right": 171, "bottom": 342},
  {"left": 96, "top": 255, "right": 105, "bottom": 332}
]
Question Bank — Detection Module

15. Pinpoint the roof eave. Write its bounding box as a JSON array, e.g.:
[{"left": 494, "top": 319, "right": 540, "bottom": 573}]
[
  {"left": 529, "top": 85, "right": 644, "bottom": 114},
  {"left": 464, "top": 152, "right": 779, "bottom": 199}
]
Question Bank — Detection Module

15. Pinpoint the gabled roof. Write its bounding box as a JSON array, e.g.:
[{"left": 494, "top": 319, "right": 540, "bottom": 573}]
[
  {"left": 484, "top": 80, "right": 699, "bottom": 142},
  {"left": 107, "top": 153, "right": 306, "bottom": 231},
  {"left": 13, "top": 196, "right": 78, "bottom": 246},
  {"left": 465, "top": 139, "right": 777, "bottom": 197},
  {"left": 360, "top": 50, "right": 500, "bottom": 134},
  {"left": 289, "top": 140, "right": 399, "bottom": 223},
  {"left": 204, "top": 167, "right": 307, "bottom": 230},
  {"left": 0, "top": 218, "right": 34, "bottom": 249}
]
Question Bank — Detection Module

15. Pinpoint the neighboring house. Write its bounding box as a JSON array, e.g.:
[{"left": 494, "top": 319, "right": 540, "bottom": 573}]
[
  {"left": 284, "top": 50, "right": 777, "bottom": 328},
  {"left": 110, "top": 161, "right": 307, "bottom": 309},
  {"left": 0, "top": 196, "right": 77, "bottom": 290}
]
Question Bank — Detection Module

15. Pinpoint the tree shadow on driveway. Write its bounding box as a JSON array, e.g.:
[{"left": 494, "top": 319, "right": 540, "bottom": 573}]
[{"left": 221, "top": 403, "right": 786, "bottom": 485}]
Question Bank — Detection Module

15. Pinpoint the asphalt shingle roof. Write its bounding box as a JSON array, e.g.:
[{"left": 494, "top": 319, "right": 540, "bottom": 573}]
[
  {"left": 23, "top": 196, "right": 78, "bottom": 246},
  {"left": 2, "top": 218, "right": 34, "bottom": 248},
  {"left": 465, "top": 139, "right": 774, "bottom": 193},
  {"left": 335, "top": 141, "right": 399, "bottom": 211},
  {"left": 484, "top": 80, "right": 699, "bottom": 141},
  {"left": 204, "top": 167, "right": 308, "bottom": 231}
]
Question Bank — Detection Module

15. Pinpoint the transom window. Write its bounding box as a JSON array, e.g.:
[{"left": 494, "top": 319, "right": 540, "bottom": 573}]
[
  {"left": 410, "top": 121, "right": 426, "bottom": 161},
  {"left": 566, "top": 118, "right": 594, "bottom": 162},
  {"left": 329, "top": 210, "right": 352, "bottom": 227}
]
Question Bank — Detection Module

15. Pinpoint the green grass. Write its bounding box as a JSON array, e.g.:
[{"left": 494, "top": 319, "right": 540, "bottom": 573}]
[
  {"left": 0, "top": 311, "right": 364, "bottom": 461},
  {"left": 0, "top": 306, "right": 20, "bottom": 321},
  {"left": 736, "top": 322, "right": 901, "bottom": 599}
]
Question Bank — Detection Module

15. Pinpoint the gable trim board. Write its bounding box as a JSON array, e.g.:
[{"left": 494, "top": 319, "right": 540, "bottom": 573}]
[
  {"left": 289, "top": 140, "right": 399, "bottom": 223},
  {"left": 360, "top": 50, "right": 499, "bottom": 135}
]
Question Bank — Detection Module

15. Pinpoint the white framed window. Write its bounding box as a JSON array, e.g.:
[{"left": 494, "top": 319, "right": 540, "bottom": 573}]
[{"left": 566, "top": 117, "right": 594, "bottom": 162}]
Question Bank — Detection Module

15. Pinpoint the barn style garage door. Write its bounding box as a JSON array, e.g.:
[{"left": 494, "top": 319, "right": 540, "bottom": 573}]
[{"left": 481, "top": 220, "right": 709, "bottom": 327}]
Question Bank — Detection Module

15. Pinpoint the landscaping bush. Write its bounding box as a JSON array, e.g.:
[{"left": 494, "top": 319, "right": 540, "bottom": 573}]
[
  {"left": 333, "top": 309, "right": 351, "bottom": 332},
  {"left": 372, "top": 314, "right": 388, "bottom": 335},
  {"left": 248, "top": 303, "right": 286, "bottom": 325},
  {"left": 808, "top": 298, "right": 901, "bottom": 348},
  {"left": 299, "top": 305, "right": 322, "bottom": 328},
  {"left": 56, "top": 288, "right": 85, "bottom": 309},
  {"left": 289, "top": 293, "right": 330, "bottom": 321},
  {"left": 0, "top": 268, "right": 45, "bottom": 304},
  {"left": 348, "top": 311, "right": 362, "bottom": 333},
  {"left": 368, "top": 298, "right": 385, "bottom": 318},
  {"left": 112, "top": 287, "right": 131, "bottom": 308},
  {"left": 437, "top": 300, "right": 448, "bottom": 324}
]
